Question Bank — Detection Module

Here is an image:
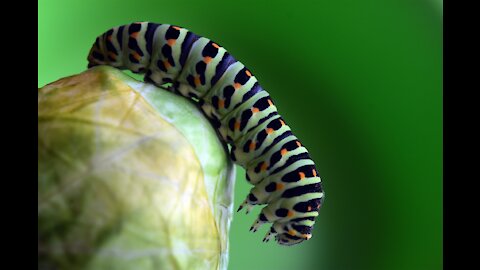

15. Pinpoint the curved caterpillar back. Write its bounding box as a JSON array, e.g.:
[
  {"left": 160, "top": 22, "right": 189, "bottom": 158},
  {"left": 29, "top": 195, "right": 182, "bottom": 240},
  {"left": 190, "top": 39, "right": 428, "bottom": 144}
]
[{"left": 87, "top": 22, "right": 324, "bottom": 246}]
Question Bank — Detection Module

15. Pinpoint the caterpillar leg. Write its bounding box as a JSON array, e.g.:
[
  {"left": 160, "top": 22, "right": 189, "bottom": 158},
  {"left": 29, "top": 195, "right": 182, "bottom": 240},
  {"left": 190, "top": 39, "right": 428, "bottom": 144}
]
[
  {"left": 249, "top": 215, "right": 267, "bottom": 233},
  {"left": 237, "top": 199, "right": 255, "bottom": 214},
  {"left": 263, "top": 226, "right": 278, "bottom": 243}
]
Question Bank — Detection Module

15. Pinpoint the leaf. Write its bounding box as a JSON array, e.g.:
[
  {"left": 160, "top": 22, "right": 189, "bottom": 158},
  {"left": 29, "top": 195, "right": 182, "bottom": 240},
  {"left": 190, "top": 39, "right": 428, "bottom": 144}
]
[{"left": 38, "top": 66, "right": 235, "bottom": 270}]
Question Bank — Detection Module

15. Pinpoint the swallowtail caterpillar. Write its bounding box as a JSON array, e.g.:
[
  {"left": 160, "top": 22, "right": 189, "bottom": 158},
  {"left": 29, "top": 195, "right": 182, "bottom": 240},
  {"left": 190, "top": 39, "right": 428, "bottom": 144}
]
[{"left": 87, "top": 22, "right": 324, "bottom": 246}]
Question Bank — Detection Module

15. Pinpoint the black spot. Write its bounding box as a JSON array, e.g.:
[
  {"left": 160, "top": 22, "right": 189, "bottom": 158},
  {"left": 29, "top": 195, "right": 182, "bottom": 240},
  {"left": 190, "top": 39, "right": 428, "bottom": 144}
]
[
  {"left": 240, "top": 109, "right": 253, "bottom": 131},
  {"left": 267, "top": 117, "right": 284, "bottom": 131},
  {"left": 129, "top": 54, "right": 139, "bottom": 63},
  {"left": 202, "top": 41, "right": 219, "bottom": 58},
  {"left": 243, "top": 139, "right": 252, "bottom": 153},
  {"left": 269, "top": 152, "right": 283, "bottom": 168},
  {"left": 284, "top": 140, "right": 301, "bottom": 151},
  {"left": 223, "top": 85, "right": 235, "bottom": 98},
  {"left": 275, "top": 208, "right": 289, "bottom": 217},
  {"left": 211, "top": 96, "right": 220, "bottom": 110},
  {"left": 165, "top": 25, "right": 180, "bottom": 40},
  {"left": 196, "top": 61, "right": 207, "bottom": 74},
  {"left": 186, "top": 75, "right": 196, "bottom": 88},
  {"left": 248, "top": 193, "right": 258, "bottom": 202},
  {"left": 228, "top": 117, "right": 236, "bottom": 131},
  {"left": 157, "top": 59, "right": 167, "bottom": 72},
  {"left": 128, "top": 23, "right": 142, "bottom": 34},
  {"left": 223, "top": 85, "right": 236, "bottom": 108},
  {"left": 211, "top": 116, "right": 222, "bottom": 129},
  {"left": 254, "top": 95, "right": 273, "bottom": 110},
  {"left": 234, "top": 67, "right": 251, "bottom": 85},
  {"left": 256, "top": 129, "right": 268, "bottom": 147},
  {"left": 161, "top": 45, "right": 172, "bottom": 58},
  {"left": 254, "top": 161, "right": 266, "bottom": 173},
  {"left": 265, "top": 182, "right": 277, "bottom": 192},
  {"left": 259, "top": 213, "right": 268, "bottom": 222}
]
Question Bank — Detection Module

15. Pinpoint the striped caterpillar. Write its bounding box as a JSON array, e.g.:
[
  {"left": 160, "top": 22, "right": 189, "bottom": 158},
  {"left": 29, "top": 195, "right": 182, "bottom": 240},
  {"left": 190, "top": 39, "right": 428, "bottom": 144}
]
[{"left": 87, "top": 22, "right": 324, "bottom": 246}]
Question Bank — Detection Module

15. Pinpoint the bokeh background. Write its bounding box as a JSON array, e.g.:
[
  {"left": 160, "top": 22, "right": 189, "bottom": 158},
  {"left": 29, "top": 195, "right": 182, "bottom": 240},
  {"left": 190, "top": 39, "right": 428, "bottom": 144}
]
[{"left": 38, "top": 0, "right": 442, "bottom": 269}]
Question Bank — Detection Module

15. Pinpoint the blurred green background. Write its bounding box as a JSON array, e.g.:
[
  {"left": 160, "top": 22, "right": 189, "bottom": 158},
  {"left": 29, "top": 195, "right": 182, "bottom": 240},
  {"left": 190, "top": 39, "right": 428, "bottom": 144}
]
[{"left": 38, "top": 0, "right": 442, "bottom": 269}]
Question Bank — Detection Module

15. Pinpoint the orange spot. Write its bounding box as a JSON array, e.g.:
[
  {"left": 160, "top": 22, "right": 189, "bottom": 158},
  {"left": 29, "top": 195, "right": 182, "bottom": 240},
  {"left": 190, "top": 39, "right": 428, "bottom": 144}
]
[
  {"left": 204, "top": 56, "right": 212, "bottom": 63},
  {"left": 268, "top": 99, "right": 274, "bottom": 106},
  {"left": 249, "top": 141, "right": 256, "bottom": 151},
  {"left": 172, "top": 26, "right": 181, "bottom": 30},
  {"left": 246, "top": 70, "right": 252, "bottom": 77},
  {"left": 212, "top": 42, "right": 220, "bottom": 48},
  {"left": 218, "top": 99, "right": 225, "bottom": 109},
  {"left": 130, "top": 32, "right": 139, "bottom": 38},
  {"left": 299, "top": 172, "right": 306, "bottom": 180},
  {"left": 251, "top": 107, "right": 260, "bottom": 113},
  {"left": 163, "top": 60, "right": 171, "bottom": 69},
  {"left": 167, "top": 39, "right": 176, "bottom": 46},
  {"left": 234, "top": 82, "right": 242, "bottom": 89},
  {"left": 307, "top": 206, "right": 312, "bottom": 211},
  {"left": 266, "top": 128, "right": 274, "bottom": 134},
  {"left": 276, "top": 183, "right": 284, "bottom": 190},
  {"left": 194, "top": 75, "right": 201, "bottom": 86},
  {"left": 287, "top": 210, "right": 294, "bottom": 217},
  {"left": 296, "top": 141, "right": 302, "bottom": 147},
  {"left": 280, "top": 148, "right": 288, "bottom": 156},
  {"left": 234, "top": 120, "right": 241, "bottom": 131},
  {"left": 312, "top": 169, "right": 317, "bottom": 177},
  {"left": 108, "top": 52, "right": 116, "bottom": 60},
  {"left": 280, "top": 119, "right": 285, "bottom": 126},
  {"left": 132, "top": 52, "right": 141, "bottom": 61},
  {"left": 107, "top": 35, "right": 113, "bottom": 41},
  {"left": 288, "top": 230, "right": 296, "bottom": 236},
  {"left": 260, "top": 162, "right": 268, "bottom": 171}
]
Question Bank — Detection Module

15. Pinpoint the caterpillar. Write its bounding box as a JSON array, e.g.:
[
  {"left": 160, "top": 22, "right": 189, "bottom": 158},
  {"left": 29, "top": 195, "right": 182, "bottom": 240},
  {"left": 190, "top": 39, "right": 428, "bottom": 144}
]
[{"left": 87, "top": 22, "right": 324, "bottom": 246}]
